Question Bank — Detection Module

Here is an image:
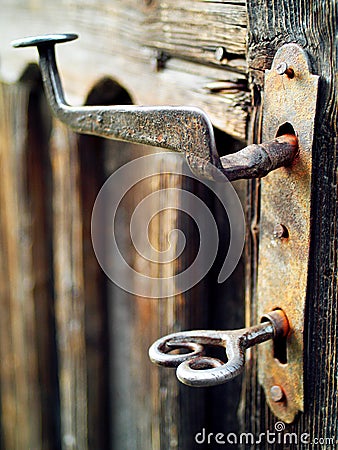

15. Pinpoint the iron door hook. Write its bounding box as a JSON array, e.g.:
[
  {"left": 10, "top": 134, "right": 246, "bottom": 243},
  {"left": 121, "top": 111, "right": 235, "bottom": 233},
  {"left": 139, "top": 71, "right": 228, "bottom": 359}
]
[{"left": 12, "top": 33, "right": 298, "bottom": 182}]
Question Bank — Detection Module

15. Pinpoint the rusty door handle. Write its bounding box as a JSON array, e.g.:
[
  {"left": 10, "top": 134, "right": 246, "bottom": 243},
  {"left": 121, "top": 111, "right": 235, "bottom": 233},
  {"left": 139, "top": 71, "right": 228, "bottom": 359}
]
[
  {"left": 148, "top": 309, "right": 289, "bottom": 387},
  {"left": 13, "top": 33, "right": 298, "bottom": 182}
]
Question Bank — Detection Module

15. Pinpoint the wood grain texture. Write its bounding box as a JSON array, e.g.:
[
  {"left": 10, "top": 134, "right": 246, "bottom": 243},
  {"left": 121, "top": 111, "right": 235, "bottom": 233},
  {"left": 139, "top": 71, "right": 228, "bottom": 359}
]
[
  {"left": 104, "top": 153, "right": 246, "bottom": 450},
  {"left": 88, "top": 80, "right": 245, "bottom": 449},
  {"left": 0, "top": 0, "right": 250, "bottom": 141},
  {"left": 78, "top": 136, "right": 110, "bottom": 450},
  {"left": 51, "top": 120, "right": 88, "bottom": 450},
  {"left": 101, "top": 140, "right": 210, "bottom": 450},
  {"left": 146, "top": 0, "right": 247, "bottom": 68},
  {"left": 0, "top": 80, "right": 41, "bottom": 450},
  {"left": 244, "top": 0, "right": 337, "bottom": 447},
  {"left": 0, "top": 1, "right": 250, "bottom": 448},
  {"left": 23, "top": 69, "right": 61, "bottom": 450},
  {"left": 0, "top": 77, "right": 59, "bottom": 449}
]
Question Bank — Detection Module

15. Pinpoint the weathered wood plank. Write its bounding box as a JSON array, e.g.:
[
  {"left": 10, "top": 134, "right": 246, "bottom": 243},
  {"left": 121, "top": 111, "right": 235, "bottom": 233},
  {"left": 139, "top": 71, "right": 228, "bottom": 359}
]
[
  {"left": 0, "top": 79, "right": 58, "bottom": 449},
  {"left": 103, "top": 143, "right": 246, "bottom": 448},
  {"left": 93, "top": 78, "right": 211, "bottom": 448},
  {"left": 23, "top": 68, "right": 61, "bottom": 450},
  {"left": 77, "top": 82, "right": 113, "bottom": 450},
  {"left": 0, "top": 2, "right": 250, "bottom": 449},
  {"left": 55, "top": 0, "right": 247, "bottom": 70},
  {"left": 146, "top": 0, "right": 247, "bottom": 66},
  {"left": 0, "top": 0, "right": 249, "bottom": 141},
  {"left": 50, "top": 120, "right": 87, "bottom": 450},
  {"left": 0, "top": 80, "right": 39, "bottom": 450},
  {"left": 104, "top": 146, "right": 210, "bottom": 450},
  {"left": 78, "top": 135, "right": 110, "bottom": 450},
  {"left": 244, "top": 0, "right": 337, "bottom": 445}
]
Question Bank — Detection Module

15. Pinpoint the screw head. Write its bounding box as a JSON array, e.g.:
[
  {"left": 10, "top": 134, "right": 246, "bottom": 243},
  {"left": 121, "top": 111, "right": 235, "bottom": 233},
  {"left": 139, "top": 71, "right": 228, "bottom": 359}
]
[
  {"left": 215, "top": 46, "right": 227, "bottom": 62},
  {"left": 270, "top": 385, "right": 285, "bottom": 402},
  {"left": 276, "top": 62, "right": 288, "bottom": 75},
  {"left": 151, "top": 51, "right": 168, "bottom": 72},
  {"left": 275, "top": 62, "right": 294, "bottom": 78},
  {"left": 273, "top": 223, "right": 289, "bottom": 239}
]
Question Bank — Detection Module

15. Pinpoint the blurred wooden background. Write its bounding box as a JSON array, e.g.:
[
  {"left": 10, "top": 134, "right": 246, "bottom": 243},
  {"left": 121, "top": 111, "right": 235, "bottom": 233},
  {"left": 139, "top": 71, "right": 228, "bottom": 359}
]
[{"left": 0, "top": 2, "right": 248, "bottom": 448}]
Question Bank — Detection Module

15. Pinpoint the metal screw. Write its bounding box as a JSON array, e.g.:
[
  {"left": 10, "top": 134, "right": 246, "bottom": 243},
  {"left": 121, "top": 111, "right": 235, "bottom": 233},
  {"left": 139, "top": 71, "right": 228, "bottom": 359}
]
[
  {"left": 151, "top": 51, "right": 168, "bottom": 72},
  {"left": 276, "top": 62, "right": 294, "bottom": 78},
  {"left": 270, "top": 385, "right": 285, "bottom": 402},
  {"left": 215, "top": 46, "right": 227, "bottom": 62},
  {"left": 273, "top": 223, "right": 289, "bottom": 239}
]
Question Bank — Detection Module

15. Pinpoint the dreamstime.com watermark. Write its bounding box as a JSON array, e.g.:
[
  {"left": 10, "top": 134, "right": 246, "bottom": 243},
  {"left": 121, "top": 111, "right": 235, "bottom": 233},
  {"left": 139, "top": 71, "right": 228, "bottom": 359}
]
[
  {"left": 194, "top": 422, "right": 336, "bottom": 447},
  {"left": 91, "top": 153, "right": 245, "bottom": 298}
]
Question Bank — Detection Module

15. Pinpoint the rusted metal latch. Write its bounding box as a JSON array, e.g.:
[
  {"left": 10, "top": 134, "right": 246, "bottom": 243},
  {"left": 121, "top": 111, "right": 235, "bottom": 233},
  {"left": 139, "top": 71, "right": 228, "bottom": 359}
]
[
  {"left": 12, "top": 33, "right": 297, "bottom": 182},
  {"left": 13, "top": 36, "right": 319, "bottom": 423},
  {"left": 149, "top": 43, "right": 318, "bottom": 424}
]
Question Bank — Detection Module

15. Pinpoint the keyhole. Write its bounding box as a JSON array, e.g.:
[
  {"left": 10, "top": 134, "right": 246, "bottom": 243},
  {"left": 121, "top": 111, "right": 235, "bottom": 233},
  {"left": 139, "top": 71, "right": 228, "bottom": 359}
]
[
  {"left": 273, "top": 332, "right": 288, "bottom": 364},
  {"left": 261, "top": 308, "right": 288, "bottom": 364},
  {"left": 275, "top": 122, "right": 296, "bottom": 138}
]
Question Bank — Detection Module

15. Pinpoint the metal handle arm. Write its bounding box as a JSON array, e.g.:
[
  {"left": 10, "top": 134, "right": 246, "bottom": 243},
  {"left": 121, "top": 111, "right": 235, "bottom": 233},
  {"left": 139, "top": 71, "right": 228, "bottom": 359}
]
[{"left": 13, "top": 34, "right": 298, "bottom": 181}]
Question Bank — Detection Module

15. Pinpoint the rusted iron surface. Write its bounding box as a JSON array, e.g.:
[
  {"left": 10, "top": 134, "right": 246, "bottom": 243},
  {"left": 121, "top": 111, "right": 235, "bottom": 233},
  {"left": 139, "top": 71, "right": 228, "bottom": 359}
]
[
  {"left": 220, "top": 134, "right": 297, "bottom": 180},
  {"left": 257, "top": 44, "right": 319, "bottom": 423},
  {"left": 149, "top": 310, "right": 288, "bottom": 387},
  {"left": 13, "top": 34, "right": 298, "bottom": 182}
]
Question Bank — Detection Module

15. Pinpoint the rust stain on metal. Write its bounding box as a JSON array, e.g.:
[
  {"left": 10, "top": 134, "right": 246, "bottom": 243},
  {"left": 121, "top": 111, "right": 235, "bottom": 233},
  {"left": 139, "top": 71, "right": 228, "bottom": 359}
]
[
  {"left": 257, "top": 44, "right": 319, "bottom": 423},
  {"left": 220, "top": 134, "right": 298, "bottom": 181}
]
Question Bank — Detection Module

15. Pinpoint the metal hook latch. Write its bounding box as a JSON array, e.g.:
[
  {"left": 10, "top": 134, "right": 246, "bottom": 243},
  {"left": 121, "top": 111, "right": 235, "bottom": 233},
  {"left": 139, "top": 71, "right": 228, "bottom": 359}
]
[
  {"left": 12, "top": 33, "right": 298, "bottom": 182},
  {"left": 148, "top": 309, "right": 289, "bottom": 387}
]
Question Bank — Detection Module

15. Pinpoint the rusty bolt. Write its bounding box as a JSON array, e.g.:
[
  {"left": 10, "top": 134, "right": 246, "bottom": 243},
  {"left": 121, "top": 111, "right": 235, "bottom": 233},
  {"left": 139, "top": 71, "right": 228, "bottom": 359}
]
[
  {"left": 275, "top": 62, "right": 294, "bottom": 78},
  {"left": 270, "top": 385, "right": 285, "bottom": 402},
  {"left": 273, "top": 223, "right": 289, "bottom": 239},
  {"left": 215, "top": 46, "right": 227, "bottom": 62}
]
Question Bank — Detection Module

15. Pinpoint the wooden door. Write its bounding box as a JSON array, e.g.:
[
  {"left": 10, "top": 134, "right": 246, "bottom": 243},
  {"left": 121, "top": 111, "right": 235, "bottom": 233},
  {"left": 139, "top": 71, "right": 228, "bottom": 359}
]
[
  {"left": 244, "top": 2, "right": 337, "bottom": 447},
  {"left": 0, "top": 1, "right": 336, "bottom": 449}
]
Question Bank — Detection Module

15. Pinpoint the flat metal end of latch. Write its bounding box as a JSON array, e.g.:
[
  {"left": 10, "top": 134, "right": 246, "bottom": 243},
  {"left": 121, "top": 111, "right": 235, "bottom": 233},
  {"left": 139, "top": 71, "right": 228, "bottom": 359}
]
[
  {"left": 12, "top": 33, "right": 78, "bottom": 47},
  {"left": 13, "top": 33, "right": 298, "bottom": 182}
]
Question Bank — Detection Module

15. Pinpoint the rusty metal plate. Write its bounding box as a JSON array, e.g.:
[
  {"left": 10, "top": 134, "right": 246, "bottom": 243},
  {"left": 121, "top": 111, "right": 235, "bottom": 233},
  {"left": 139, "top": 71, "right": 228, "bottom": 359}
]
[{"left": 257, "top": 44, "right": 319, "bottom": 423}]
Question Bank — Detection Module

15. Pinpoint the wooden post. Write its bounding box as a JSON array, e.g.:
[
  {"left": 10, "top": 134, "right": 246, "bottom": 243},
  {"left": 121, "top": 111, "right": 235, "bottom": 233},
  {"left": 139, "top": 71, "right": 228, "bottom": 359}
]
[
  {"left": 50, "top": 121, "right": 87, "bottom": 450},
  {"left": 244, "top": 0, "right": 337, "bottom": 442},
  {"left": 0, "top": 75, "right": 59, "bottom": 449}
]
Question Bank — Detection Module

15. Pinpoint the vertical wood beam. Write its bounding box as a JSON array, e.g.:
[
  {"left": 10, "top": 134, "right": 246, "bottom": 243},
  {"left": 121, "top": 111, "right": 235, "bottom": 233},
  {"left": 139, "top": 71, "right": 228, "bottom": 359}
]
[
  {"left": 244, "top": 0, "right": 337, "bottom": 443},
  {"left": 0, "top": 71, "right": 62, "bottom": 449},
  {"left": 51, "top": 121, "right": 87, "bottom": 450}
]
